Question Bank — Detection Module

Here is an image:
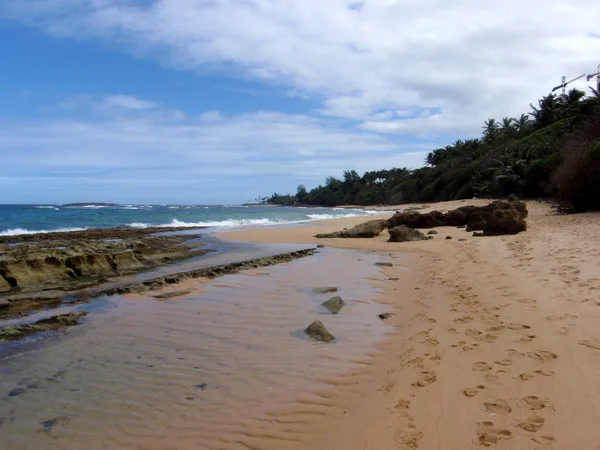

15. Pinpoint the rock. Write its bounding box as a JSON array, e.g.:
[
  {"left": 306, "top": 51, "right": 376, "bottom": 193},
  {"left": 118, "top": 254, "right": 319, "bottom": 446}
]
[
  {"left": 458, "top": 238, "right": 467, "bottom": 241},
  {"left": 427, "top": 230, "right": 438, "bottom": 235},
  {"left": 0, "top": 276, "right": 11, "bottom": 293},
  {"left": 316, "top": 244, "right": 325, "bottom": 248},
  {"left": 387, "top": 211, "right": 444, "bottom": 229},
  {"left": 0, "top": 311, "right": 89, "bottom": 342},
  {"left": 375, "top": 262, "right": 393, "bottom": 267},
  {"left": 473, "top": 232, "right": 484, "bottom": 237},
  {"left": 0, "top": 298, "right": 10, "bottom": 309},
  {"left": 466, "top": 212, "right": 486, "bottom": 232},
  {"left": 315, "top": 219, "right": 387, "bottom": 238},
  {"left": 153, "top": 290, "right": 192, "bottom": 300},
  {"left": 313, "top": 286, "right": 338, "bottom": 294},
  {"left": 387, "top": 226, "right": 428, "bottom": 242},
  {"left": 322, "top": 296, "right": 344, "bottom": 314},
  {"left": 445, "top": 236, "right": 453, "bottom": 240},
  {"left": 483, "top": 209, "right": 526, "bottom": 235},
  {"left": 304, "top": 320, "right": 335, "bottom": 342},
  {"left": 378, "top": 313, "right": 392, "bottom": 320},
  {"left": 194, "top": 383, "right": 207, "bottom": 390}
]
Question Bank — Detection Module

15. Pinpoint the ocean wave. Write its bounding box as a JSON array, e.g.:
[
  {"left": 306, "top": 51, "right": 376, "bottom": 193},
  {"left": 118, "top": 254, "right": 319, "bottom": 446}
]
[
  {"left": 0, "top": 227, "right": 88, "bottom": 236},
  {"left": 35, "top": 206, "right": 59, "bottom": 210},
  {"left": 128, "top": 218, "right": 285, "bottom": 229}
]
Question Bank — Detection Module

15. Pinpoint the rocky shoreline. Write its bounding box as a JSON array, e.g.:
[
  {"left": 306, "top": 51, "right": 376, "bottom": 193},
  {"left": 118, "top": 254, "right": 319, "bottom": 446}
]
[{"left": 0, "top": 227, "right": 212, "bottom": 319}]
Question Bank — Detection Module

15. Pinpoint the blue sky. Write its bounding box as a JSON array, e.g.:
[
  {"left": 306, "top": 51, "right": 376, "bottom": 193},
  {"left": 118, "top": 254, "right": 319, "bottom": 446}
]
[{"left": 1, "top": 1, "right": 599, "bottom": 204}]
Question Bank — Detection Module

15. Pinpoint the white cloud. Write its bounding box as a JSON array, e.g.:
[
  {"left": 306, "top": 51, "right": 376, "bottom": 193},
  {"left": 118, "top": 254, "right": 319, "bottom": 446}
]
[
  {"left": 2, "top": 0, "right": 599, "bottom": 136},
  {"left": 100, "top": 95, "right": 157, "bottom": 110}
]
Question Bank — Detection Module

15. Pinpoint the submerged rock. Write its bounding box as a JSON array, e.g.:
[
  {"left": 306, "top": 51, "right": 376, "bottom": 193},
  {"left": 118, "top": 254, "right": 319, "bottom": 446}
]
[
  {"left": 313, "top": 286, "right": 338, "bottom": 294},
  {"left": 388, "top": 226, "right": 428, "bottom": 242},
  {"left": 322, "top": 296, "right": 344, "bottom": 314},
  {"left": 378, "top": 313, "right": 392, "bottom": 320},
  {"left": 0, "top": 311, "right": 88, "bottom": 342},
  {"left": 315, "top": 219, "right": 387, "bottom": 238},
  {"left": 304, "top": 320, "right": 335, "bottom": 342},
  {"left": 153, "top": 290, "right": 192, "bottom": 300}
]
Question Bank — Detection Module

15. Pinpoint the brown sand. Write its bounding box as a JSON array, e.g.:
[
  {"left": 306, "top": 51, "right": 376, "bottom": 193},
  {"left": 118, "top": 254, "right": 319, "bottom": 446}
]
[{"left": 221, "top": 200, "right": 600, "bottom": 449}]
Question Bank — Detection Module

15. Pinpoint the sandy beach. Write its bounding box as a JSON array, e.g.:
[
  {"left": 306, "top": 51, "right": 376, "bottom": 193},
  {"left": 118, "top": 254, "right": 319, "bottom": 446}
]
[{"left": 220, "top": 199, "right": 600, "bottom": 449}]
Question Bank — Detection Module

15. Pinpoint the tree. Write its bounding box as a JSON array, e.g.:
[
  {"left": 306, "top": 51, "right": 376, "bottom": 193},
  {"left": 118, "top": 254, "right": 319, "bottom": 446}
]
[
  {"left": 296, "top": 184, "right": 308, "bottom": 203},
  {"left": 483, "top": 118, "right": 500, "bottom": 142}
]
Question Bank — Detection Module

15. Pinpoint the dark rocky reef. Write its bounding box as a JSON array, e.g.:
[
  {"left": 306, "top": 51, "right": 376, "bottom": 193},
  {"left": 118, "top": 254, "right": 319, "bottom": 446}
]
[
  {"left": 315, "top": 219, "right": 387, "bottom": 238},
  {"left": 102, "top": 249, "right": 316, "bottom": 296}
]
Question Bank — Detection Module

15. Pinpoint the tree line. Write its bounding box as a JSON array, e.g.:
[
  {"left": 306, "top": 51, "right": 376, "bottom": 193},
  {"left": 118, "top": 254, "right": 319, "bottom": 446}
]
[{"left": 263, "top": 86, "right": 600, "bottom": 212}]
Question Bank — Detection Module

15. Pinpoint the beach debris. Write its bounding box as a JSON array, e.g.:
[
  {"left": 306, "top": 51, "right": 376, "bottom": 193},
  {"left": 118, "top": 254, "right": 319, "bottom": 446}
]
[
  {"left": 304, "top": 320, "right": 335, "bottom": 342},
  {"left": 375, "top": 262, "right": 394, "bottom": 267},
  {"left": 427, "top": 230, "right": 438, "bottom": 235},
  {"left": 387, "top": 226, "right": 428, "bottom": 242},
  {"left": 314, "top": 219, "right": 387, "bottom": 239},
  {"left": 8, "top": 388, "right": 26, "bottom": 397},
  {"left": 313, "top": 286, "right": 338, "bottom": 294},
  {"left": 379, "top": 312, "right": 392, "bottom": 320},
  {"left": 322, "top": 296, "right": 344, "bottom": 314},
  {"left": 0, "top": 311, "right": 88, "bottom": 342},
  {"left": 386, "top": 199, "right": 528, "bottom": 236}
]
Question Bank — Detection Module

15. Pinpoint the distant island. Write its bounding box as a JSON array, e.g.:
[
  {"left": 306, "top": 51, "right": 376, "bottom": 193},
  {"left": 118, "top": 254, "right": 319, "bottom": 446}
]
[
  {"left": 261, "top": 87, "right": 600, "bottom": 214},
  {"left": 62, "top": 203, "right": 119, "bottom": 207}
]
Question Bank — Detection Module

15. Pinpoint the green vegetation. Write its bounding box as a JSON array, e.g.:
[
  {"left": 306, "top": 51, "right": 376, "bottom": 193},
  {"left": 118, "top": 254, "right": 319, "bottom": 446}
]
[{"left": 265, "top": 88, "right": 600, "bottom": 212}]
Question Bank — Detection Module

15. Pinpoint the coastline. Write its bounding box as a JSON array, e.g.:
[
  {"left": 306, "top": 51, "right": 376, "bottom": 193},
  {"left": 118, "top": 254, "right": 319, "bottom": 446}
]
[
  {"left": 220, "top": 199, "right": 600, "bottom": 448},
  {"left": 3, "top": 199, "right": 600, "bottom": 448}
]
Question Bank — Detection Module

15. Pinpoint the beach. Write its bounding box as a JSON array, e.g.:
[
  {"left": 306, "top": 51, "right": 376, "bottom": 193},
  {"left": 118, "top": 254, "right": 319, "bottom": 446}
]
[
  {"left": 220, "top": 199, "right": 600, "bottom": 449},
  {"left": 1, "top": 199, "right": 599, "bottom": 449}
]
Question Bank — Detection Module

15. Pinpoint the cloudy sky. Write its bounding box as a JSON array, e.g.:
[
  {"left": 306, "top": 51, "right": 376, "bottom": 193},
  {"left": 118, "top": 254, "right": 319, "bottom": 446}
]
[{"left": 1, "top": 0, "right": 599, "bottom": 204}]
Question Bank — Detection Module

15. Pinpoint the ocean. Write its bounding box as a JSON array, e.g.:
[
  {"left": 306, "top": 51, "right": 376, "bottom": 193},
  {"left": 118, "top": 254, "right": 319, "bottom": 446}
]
[{"left": 0, "top": 204, "right": 379, "bottom": 236}]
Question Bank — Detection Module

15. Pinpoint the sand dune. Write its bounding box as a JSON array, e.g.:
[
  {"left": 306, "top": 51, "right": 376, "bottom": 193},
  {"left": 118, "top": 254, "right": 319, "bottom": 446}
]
[{"left": 222, "top": 200, "right": 600, "bottom": 449}]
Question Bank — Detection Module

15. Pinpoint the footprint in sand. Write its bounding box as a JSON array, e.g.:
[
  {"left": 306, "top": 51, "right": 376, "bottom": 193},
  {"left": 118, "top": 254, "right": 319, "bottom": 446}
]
[
  {"left": 578, "top": 340, "right": 600, "bottom": 350},
  {"left": 495, "top": 359, "right": 513, "bottom": 366},
  {"left": 412, "top": 371, "right": 437, "bottom": 387},
  {"left": 485, "top": 374, "right": 502, "bottom": 384},
  {"left": 473, "top": 362, "right": 492, "bottom": 372},
  {"left": 506, "top": 323, "right": 532, "bottom": 331},
  {"left": 477, "top": 421, "right": 513, "bottom": 446},
  {"left": 486, "top": 325, "right": 506, "bottom": 333},
  {"left": 462, "top": 385, "right": 486, "bottom": 397},
  {"left": 532, "top": 436, "right": 556, "bottom": 445},
  {"left": 520, "top": 396, "right": 548, "bottom": 411},
  {"left": 519, "top": 370, "right": 555, "bottom": 380},
  {"left": 395, "top": 398, "right": 411, "bottom": 410},
  {"left": 454, "top": 316, "right": 474, "bottom": 324},
  {"left": 528, "top": 350, "right": 558, "bottom": 362},
  {"left": 515, "top": 333, "right": 536, "bottom": 343},
  {"left": 517, "top": 415, "right": 545, "bottom": 432},
  {"left": 465, "top": 329, "right": 482, "bottom": 338},
  {"left": 508, "top": 349, "right": 525, "bottom": 357},
  {"left": 451, "top": 340, "right": 467, "bottom": 348},
  {"left": 484, "top": 399, "right": 512, "bottom": 415}
]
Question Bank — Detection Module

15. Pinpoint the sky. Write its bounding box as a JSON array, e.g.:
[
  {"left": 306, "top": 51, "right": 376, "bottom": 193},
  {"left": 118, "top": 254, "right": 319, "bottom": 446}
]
[{"left": 1, "top": 1, "right": 599, "bottom": 205}]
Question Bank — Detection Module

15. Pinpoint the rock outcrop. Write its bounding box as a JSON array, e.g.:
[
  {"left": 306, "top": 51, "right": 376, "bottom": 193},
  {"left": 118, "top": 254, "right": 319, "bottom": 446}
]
[
  {"left": 386, "top": 199, "right": 528, "bottom": 236},
  {"left": 387, "top": 211, "right": 445, "bottom": 229},
  {"left": 304, "top": 320, "right": 335, "bottom": 342},
  {"left": 315, "top": 219, "right": 386, "bottom": 238},
  {"left": 388, "top": 226, "right": 429, "bottom": 242},
  {"left": 322, "top": 296, "right": 344, "bottom": 314}
]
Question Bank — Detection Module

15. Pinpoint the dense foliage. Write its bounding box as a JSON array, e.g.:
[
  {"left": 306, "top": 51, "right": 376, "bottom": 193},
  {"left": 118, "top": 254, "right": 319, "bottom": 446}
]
[{"left": 264, "top": 87, "right": 600, "bottom": 212}]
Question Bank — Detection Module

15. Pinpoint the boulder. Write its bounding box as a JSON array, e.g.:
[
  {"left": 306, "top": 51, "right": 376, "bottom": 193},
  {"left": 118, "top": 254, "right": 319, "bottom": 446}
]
[
  {"left": 387, "top": 211, "right": 444, "bottom": 229},
  {"left": 315, "top": 219, "right": 386, "bottom": 238},
  {"left": 388, "top": 226, "right": 428, "bottom": 242},
  {"left": 427, "top": 230, "right": 438, "bottom": 235},
  {"left": 466, "top": 212, "right": 486, "bottom": 232},
  {"left": 378, "top": 312, "right": 392, "bottom": 320},
  {"left": 322, "top": 296, "right": 344, "bottom": 314},
  {"left": 483, "top": 209, "right": 527, "bottom": 235},
  {"left": 304, "top": 320, "right": 335, "bottom": 342}
]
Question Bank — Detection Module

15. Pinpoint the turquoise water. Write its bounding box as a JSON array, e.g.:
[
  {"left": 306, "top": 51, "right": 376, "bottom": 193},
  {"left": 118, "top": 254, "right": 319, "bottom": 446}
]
[{"left": 0, "top": 204, "right": 379, "bottom": 236}]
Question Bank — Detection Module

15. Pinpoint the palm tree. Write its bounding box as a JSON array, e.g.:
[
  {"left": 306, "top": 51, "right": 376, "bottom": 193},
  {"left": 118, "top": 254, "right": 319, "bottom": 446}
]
[
  {"left": 514, "top": 113, "right": 532, "bottom": 132},
  {"left": 482, "top": 118, "right": 500, "bottom": 142},
  {"left": 558, "top": 88, "right": 586, "bottom": 117},
  {"left": 530, "top": 94, "right": 559, "bottom": 128}
]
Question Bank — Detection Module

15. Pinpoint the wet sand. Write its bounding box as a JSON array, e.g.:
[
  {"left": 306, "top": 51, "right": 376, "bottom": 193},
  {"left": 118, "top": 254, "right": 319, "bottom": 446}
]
[
  {"left": 222, "top": 200, "right": 600, "bottom": 449},
  {"left": 0, "top": 246, "right": 396, "bottom": 450}
]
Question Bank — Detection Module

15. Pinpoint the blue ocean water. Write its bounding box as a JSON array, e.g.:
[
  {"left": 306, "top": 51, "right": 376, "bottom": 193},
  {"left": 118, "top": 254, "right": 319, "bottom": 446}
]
[{"left": 0, "top": 204, "right": 380, "bottom": 236}]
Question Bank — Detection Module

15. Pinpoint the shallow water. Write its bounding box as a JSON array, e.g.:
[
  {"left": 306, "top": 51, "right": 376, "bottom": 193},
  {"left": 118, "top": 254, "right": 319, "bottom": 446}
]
[{"left": 0, "top": 248, "right": 395, "bottom": 450}]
